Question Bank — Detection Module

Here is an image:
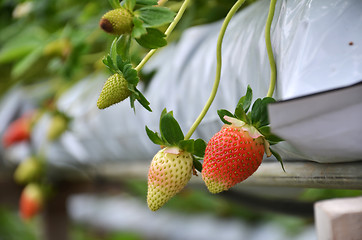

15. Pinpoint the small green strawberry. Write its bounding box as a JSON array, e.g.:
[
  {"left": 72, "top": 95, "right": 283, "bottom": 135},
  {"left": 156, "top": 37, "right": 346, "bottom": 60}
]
[
  {"left": 97, "top": 73, "right": 131, "bottom": 109},
  {"left": 100, "top": 8, "right": 134, "bottom": 36},
  {"left": 47, "top": 114, "right": 68, "bottom": 141},
  {"left": 202, "top": 86, "right": 284, "bottom": 194},
  {"left": 145, "top": 109, "right": 206, "bottom": 211},
  {"left": 147, "top": 146, "right": 193, "bottom": 211},
  {"left": 14, "top": 156, "right": 43, "bottom": 184}
]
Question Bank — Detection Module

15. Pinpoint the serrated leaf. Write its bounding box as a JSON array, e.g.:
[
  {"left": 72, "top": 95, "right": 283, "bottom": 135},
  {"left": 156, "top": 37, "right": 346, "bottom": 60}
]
[
  {"left": 160, "top": 112, "right": 184, "bottom": 145},
  {"left": 179, "top": 139, "right": 194, "bottom": 153},
  {"left": 132, "top": 17, "right": 147, "bottom": 38},
  {"left": 193, "top": 139, "right": 206, "bottom": 157},
  {"left": 193, "top": 157, "right": 203, "bottom": 172},
  {"left": 145, "top": 126, "right": 164, "bottom": 145},
  {"left": 136, "top": 6, "right": 175, "bottom": 28},
  {"left": 270, "top": 148, "right": 285, "bottom": 172},
  {"left": 136, "top": 0, "right": 158, "bottom": 5},
  {"left": 123, "top": 0, "right": 136, "bottom": 10},
  {"left": 217, "top": 109, "right": 234, "bottom": 124},
  {"left": 135, "top": 28, "right": 167, "bottom": 49}
]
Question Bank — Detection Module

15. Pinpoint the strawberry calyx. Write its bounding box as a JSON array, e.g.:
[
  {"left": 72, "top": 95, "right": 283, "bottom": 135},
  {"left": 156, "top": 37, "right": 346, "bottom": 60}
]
[
  {"left": 218, "top": 85, "right": 284, "bottom": 170},
  {"left": 146, "top": 108, "right": 206, "bottom": 172}
]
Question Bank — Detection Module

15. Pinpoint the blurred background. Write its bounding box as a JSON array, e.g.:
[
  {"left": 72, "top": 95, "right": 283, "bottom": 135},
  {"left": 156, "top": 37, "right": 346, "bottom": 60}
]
[{"left": 0, "top": 0, "right": 361, "bottom": 240}]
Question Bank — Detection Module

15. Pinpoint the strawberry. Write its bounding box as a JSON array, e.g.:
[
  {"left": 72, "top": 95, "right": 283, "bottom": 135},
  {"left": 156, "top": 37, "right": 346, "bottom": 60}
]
[
  {"left": 100, "top": 8, "right": 134, "bottom": 36},
  {"left": 14, "top": 156, "right": 43, "bottom": 184},
  {"left": 147, "top": 146, "right": 193, "bottom": 211},
  {"left": 97, "top": 73, "right": 131, "bottom": 109},
  {"left": 202, "top": 86, "right": 284, "bottom": 194},
  {"left": 202, "top": 119, "right": 267, "bottom": 193},
  {"left": 19, "top": 183, "right": 43, "bottom": 220},
  {"left": 2, "top": 114, "right": 32, "bottom": 147},
  {"left": 47, "top": 114, "right": 68, "bottom": 141},
  {"left": 145, "top": 109, "right": 206, "bottom": 211}
]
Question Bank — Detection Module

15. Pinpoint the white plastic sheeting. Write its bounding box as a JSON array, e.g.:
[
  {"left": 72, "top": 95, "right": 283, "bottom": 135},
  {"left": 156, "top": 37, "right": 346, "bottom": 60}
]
[{"left": 1, "top": 0, "right": 361, "bottom": 166}]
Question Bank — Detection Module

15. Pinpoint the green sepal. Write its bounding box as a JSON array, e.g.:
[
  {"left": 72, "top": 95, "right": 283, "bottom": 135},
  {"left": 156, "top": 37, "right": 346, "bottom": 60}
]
[
  {"left": 258, "top": 97, "right": 276, "bottom": 127},
  {"left": 108, "top": 0, "right": 121, "bottom": 9},
  {"left": 145, "top": 126, "right": 164, "bottom": 145},
  {"left": 127, "top": 83, "right": 152, "bottom": 112},
  {"left": 136, "top": 0, "right": 158, "bottom": 5},
  {"left": 193, "top": 139, "right": 206, "bottom": 158},
  {"left": 192, "top": 156, "right": 203, "bottom": 172},
  {"left": 179, "top": 139, "right": 194, "bottom": 153},
  {"left": 102, "top": 55, "right": 116, "bottom": 73},
  {"left": 234, "top": 104, "right": 249, "bottom": 124},
  {"left": 135, "top": 6, "right": 175, "bottom": 28},
  {"left": 160, "top": 111, "right": 184, "bottom": 145},
  {"left": 134, "top": 87, "right": 151, "bottom": 111},
  {"left": 135, "top": 28, "right": 167, "bottom": 49},
  {"left": 132, "top": 17, "right": 147, "bottom": 38},
  {"left": 237, "top": 85, "right": 252, "bottom": 113},
  {"left": 217, "top": 109, "right": 234, "bottom": 124},
  {"left": 122, "top": 0, "right": 136, "bottom": 11},
  {"left": 270, "top": 148, "right": 285, "bottom": 172},
  {"left": 258, "top": 126, "right": 283, "bottom": 144},
  {"left": 116, "top": 35, "right": 131, "bottom": 60}
]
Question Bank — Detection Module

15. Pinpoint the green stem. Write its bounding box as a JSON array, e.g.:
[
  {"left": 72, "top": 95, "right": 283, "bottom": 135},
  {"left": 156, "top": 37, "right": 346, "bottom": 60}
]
[
  {"left": 265, "top": 0, "right": 277, "bottom": 98},
  {"left": 135, "top": 0, "right": 191, "bottom": 72},
  {"left": 184, "top": 0, "right": 246, "bottom": 140}
]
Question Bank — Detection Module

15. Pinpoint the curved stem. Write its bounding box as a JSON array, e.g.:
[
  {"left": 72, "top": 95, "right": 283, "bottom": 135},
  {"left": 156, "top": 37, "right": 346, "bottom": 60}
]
[
  {"left": 265, "top": 0, "right": 277, "bottom": 98},
  {"left": 184, "top": 0, "right": 246, "bottom": 140},
  {"left": 135, "top": 0, "right": 191, "bottom": 72}
]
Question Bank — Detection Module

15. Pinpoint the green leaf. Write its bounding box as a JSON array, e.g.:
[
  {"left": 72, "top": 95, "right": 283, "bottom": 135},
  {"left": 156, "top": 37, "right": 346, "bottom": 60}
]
[
  {"left": 12, "top": 47, "right": 43, "bottom": 78},
  {"left": 270, "top": 148, "right": 285, "bottom": 172},
  {"left": 250, "top": 98, "right": 262, "bottom": 126},
  {"left": 179, "top": 139, "right": 194, "bottom": 153},
  {"left": 193, "top": 139, "right": 206, "bottom": 157},
  {"left": 132, "top": 17, "right": 147, "bottom": 38},
  {"left": 134, "top": 87, "right": 152, "bottom": 112},
  {"left": 217, "top": 109, "right": 234, "bottom": 124},
  {"left": 258, "top": 97, "right": 276, "bottom": 127},
  {"left": 193, "top": 157, "right": 203, "bottom": 172},
  {"left": 109, "top": 0, "right": 121, "bottom": 9},
  {"left": 110, "top": 37, "right": 119, "bottom": 64},
  {"left": 258, "top": 126, "right": 284, "bottom": 143},
  {"left": 135, "top": 28, "right": 167, "bottom": 49},
  {"left": 136, "top": 0, "right": 158, "bottom": 5},
  {"left": 102, "top": 56, "right": 116, "bottom": 73},
  {"left": 135, "top": 6, "right": 175, "bottom": 28},
  {"left": 145, "top": 126, "right": 164, "bottom": 145},
  {"left": 160, "top": 112, "right": 184, "bottom": 145},
  {"left": 123, "top": 0, "right": 136, "bottom": 10},
  {"left": 116, "top": 35, "right": 131, "bottom": 60},
  {"left": 234, "top": 104, "right": 249, "bottom": 123},
  {"left": 237, "top": 85, "right": 253, "bottom": 113},
  {"left": 122, "top": 62, "right": 139, "bottom": 85}
]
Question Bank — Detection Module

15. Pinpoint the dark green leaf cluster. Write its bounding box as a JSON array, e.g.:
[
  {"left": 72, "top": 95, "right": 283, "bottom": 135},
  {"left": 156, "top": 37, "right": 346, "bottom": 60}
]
[
  {"left": 120, "top": 0, "right": 175, "bottom": 49},
  {"left": 103, "top": 37, "right": 151, "bottom": 112},
  {"left": 146, "top": 109, "right": 206, "bottom": 172},
  {"left": 217, "top": 86, "right": 285, "bottom": 170}
]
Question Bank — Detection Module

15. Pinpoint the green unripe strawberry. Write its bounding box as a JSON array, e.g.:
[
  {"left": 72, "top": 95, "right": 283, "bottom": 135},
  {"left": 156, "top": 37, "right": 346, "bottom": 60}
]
[
  {"left": 47, "top": 114, "right": 68, "bottom": 141},
  {"left": 99, "top": 8, "right": 134, "bottom": 35},
  {"left": 14, "top": 157, "right": 43, "bottom": 184},
  {"left": 147, "top": 147, "right": 193, "bottom": 211},
  {"left": 97, "top": 73, "right": 131, "bottom": 109}
]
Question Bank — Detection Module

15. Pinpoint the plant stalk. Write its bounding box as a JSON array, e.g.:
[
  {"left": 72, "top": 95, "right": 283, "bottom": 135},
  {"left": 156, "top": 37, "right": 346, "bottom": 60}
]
[{"left": 265, "top": 0, "right": 277, "bottom": 98}]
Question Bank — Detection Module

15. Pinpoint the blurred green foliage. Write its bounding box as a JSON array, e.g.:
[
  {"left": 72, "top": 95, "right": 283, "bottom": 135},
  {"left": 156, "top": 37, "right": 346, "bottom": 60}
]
[{"left": 0, "top": 0, "right": 256, "bottom": 97}]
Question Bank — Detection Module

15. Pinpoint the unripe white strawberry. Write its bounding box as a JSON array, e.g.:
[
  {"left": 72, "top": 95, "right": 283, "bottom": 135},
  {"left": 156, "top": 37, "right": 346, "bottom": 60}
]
[
  {"left": 99, "top": 8, "right": 133, "bottom": 36},
  {"left": 147, "top": 147, "right": 193, "bottom": 211},
  {"left": 97, "top": 73, "right": 131, "bottom": 109}
]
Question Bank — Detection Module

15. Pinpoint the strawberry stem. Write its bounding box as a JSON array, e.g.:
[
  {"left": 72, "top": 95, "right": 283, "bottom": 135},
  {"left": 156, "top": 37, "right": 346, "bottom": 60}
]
[
  {"left": 265, "top": 0, "right": 277, "bottom": 98},
  {"left": 184, "top": 0, "right": 246, "bottom": 140},
  {"left": 135, "top": 0, "right": 191, "bottom": 72}
]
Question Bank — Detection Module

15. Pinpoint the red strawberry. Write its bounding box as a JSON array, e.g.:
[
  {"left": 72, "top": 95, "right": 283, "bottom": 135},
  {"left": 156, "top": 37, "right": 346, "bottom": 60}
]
[
  {"left": 147, "top": 146, "right": 193, "bottom": 211},
  {"left": 202, "top": 117, "right": 270, "bottom": 194},
  {"left": 2, "top": 114, "right": 32, "bottom": 147},
  {"left": 19, "top": 183, "right": 43, "bottom": 220}
]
